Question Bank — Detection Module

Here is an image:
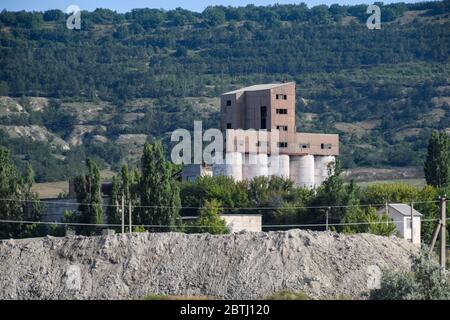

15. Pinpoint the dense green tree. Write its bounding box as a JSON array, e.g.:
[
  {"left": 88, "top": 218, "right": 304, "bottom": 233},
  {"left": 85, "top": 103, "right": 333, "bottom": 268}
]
[
  {"left": 192, "top": 199, "right": 229, "bottom": 234},
  {"left": 180, "top": 175, "right": 250, "bottom": 216},
  {"left": 342, "top": 206, "right": 396, "bottom": 236},
  {"left": 0, "top": 147, "right": 42, "bottom": 239},
  {"left": 0, "top": 147, "right": 24, "bottom": 239},
  {"left": 310, "top": 159, "right": 348, "bottom": 228},
  {"left": 139, "top": 141, "right": 180, "bottom": 231},
  {"left": 202, "top": 6, "right": 226, "bottom": 26},
  {"left": 73, "top": 158, "right": 103, "bottom": 235},
  {"left": 43, "top": 9, "right": 64, "bottom": 22},
  {"left": 424, "top": 131, "right": 450, "bottom": 188},
  {"left": 108, "top": 175, "right": 121, "bottom": 225}
]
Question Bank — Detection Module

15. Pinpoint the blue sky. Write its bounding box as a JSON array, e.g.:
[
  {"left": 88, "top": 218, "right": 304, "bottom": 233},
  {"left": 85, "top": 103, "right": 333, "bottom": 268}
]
[{"left": 0, "top": 0, "right": 428, "bottom": 13}]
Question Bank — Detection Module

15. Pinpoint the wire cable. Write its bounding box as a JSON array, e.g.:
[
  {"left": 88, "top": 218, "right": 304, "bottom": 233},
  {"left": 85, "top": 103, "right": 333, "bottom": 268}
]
[
  {"left": 0, "top": 197, "right": 443, "bottom": 211},
  {"left": 0, "top": 217, "right": 447, "bottom": 229}
]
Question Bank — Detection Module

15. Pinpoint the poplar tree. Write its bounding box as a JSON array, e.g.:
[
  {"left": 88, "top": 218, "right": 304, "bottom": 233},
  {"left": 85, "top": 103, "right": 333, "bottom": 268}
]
[
  {"left": 0, "top": 147, "right": 23, "bottom": 239},
  {"left": 424, "top": 131, "right": 450, "bottom": 188},
  {"left": 0, "top": 148, "right": 42, "bottom": 239},
  {"left": 139, "top": 141, "right": 180, "bottom": 231},
  {"left": 74, "top": 158, "right": 103, "bottom": 235},
  {"left": 108, "top": 164, "right": 140, "bottom": 230},
  {"left": 108, "top": 175, "right": 121, "bottom": 225}
]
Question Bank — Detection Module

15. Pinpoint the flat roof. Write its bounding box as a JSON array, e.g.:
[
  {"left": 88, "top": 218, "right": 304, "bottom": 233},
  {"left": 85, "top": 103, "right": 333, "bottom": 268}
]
[
  {"left": 222, "top": 82, "right": 294, "bottom": 95},
  {"left": 389, "top": 203, "right": 423, "bottom": 217}
]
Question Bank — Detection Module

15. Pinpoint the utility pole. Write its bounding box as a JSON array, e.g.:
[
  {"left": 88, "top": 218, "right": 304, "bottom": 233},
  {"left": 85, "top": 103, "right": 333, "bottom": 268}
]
[
  {"left": 121, "top": 195, "right": 125, "bottom": 234},
  {"left": 430, "top": 219, "right": 441, "bottom": 254},
  {"left": 410, "top": 200, "right": 414, "bottom": 244},
  {"left": 385, "top": 199, "right": 389, "bottom": 227},
  {"left": 128, "top": 200, "right": 132, "bottom": 234},
  {"left": 326, "top": 207, "right": 330, "bottom": 231},
  {"left": 440, "top": 195, "right": 446, "bottom": 270}
]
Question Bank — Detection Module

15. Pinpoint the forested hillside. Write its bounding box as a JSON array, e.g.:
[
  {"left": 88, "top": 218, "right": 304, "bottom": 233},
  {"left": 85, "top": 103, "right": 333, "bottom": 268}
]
[{"left": 0, "top": 1, "right": 449, "bottom": 181}]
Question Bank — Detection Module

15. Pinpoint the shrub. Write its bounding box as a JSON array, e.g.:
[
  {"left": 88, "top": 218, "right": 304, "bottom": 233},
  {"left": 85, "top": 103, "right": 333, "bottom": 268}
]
[
  {"left": 192, "top": 199, "right": 229, "bottom": 234},
  {"left": 370, "top": 250, "right": 450, "bottom": 300}
]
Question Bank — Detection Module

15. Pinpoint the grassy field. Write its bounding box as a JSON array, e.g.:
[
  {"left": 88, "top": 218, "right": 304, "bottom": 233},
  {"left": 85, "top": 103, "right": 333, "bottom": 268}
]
[
  {"left": 356, "top": 178, "right": 426, "bottom": 188},
  {"left": 31, "top": 170, "right": 116, "bottom": 199},
  {"left": 31, "top": 181, "right": 68, "bottom": 199}
]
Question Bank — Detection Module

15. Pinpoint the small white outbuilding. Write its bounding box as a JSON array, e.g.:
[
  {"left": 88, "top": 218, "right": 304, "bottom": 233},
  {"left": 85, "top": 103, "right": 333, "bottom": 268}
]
[
  {"left": 221, "top": 214, "right": 262, "bottom": 233},
  {"left": 381, "top": 203, "right": 422, "bottom": 245}
]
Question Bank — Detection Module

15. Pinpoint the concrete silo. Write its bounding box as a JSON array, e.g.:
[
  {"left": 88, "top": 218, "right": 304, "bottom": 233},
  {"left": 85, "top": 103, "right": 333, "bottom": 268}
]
[
  {"left": 314, "top": 155, "right": 335, "bottom": 187},
  {"left": 243, "top": 153, "right": 268, "bottom": 180},
  {"left": 268, "top": 154, "right": 290, "bottom": 178},
  {"left": 290, "top": 155, "right": 315, "bottom": 188},
  {"left": 212, "top": 152, "right": 243, "bottom": 181},
  {"left": 226, "top": 152, "right": 243, "bottom": 181}
]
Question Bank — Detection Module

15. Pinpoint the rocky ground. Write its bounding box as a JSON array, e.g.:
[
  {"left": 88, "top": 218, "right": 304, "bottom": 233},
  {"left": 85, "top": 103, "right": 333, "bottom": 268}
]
[{"left": 0, "top": 230, "right": 418, "bottom": 300}]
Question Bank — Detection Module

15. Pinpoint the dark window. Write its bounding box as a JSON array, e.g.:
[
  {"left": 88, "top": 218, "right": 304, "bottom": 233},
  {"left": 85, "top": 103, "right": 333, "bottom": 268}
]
[
  {"left": 283, "top": 95, "right": 287, "bottom": 100},
  {"left": 260, "top": 106, "right": 267, "bottom": 129},
  {"left": 278, "top": 142, "right": 288, "bottom": 148},
  {"left": 226, "top": 123, "right": 232, "bottom": 129},
  {"left": 276, "top": 125, "right": 288, "bottom": 131},
  {"left": 260, "top": 106, "right": 267, "bottom": 117},
  {"left": 276, "top": 109, "right": 288, "bottom": 115},
  {"left": 321, "top": 143, "right": 332, "bottom": 149},
  {"left": 300, "top": 143, "right": 310, "bottom": 149},
  {"left": 226, "top": 100, "right": 231, "bottom": 106}
]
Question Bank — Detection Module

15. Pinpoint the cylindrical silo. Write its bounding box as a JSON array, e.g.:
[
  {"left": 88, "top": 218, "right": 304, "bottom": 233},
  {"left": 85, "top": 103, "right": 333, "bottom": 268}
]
[
  {"left": 290, "top": 155, "right": 315, "bottom": 188},
  {"left": 225, "top": 152, "right": 243, "bottom": 181},
  {"left": 314, "top": 156, "right": 335, "bottom": 187},
  {"left": 242, "top": 153, "right": 268, "bottom": 181},
  {"left": 212, "top": 152, "right": 243, "bottom": 181},
  {"left": 269, "top": 154, "right": 290, "bottom": 178}
]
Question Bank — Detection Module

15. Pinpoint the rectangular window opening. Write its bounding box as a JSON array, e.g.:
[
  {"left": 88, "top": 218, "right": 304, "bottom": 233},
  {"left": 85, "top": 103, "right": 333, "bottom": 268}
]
[{"left": 260, "top": 106, "right": 267, "bottom": 129}]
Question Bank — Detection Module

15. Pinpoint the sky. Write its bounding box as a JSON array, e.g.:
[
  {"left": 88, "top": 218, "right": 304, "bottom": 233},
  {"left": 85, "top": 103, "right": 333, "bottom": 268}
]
[{"left": 0, "top": 0, "right": 428, "bottom": 13}]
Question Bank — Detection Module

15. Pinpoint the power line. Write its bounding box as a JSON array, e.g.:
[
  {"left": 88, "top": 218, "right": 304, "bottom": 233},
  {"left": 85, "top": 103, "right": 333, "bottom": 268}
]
[
  {"left": 263, "top": 218, "right": 446, "bottom": 228},
  {"left": 0, "top": 217, "right": 447, "bottom": 229},
  {"left": 0, "top": 197, "right": 443, "bottom": 211}
]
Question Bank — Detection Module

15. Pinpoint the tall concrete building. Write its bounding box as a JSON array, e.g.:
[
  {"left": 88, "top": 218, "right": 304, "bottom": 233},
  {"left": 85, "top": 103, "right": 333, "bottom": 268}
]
[{"left": 182, "top": 82, "right": 339, "bottom": 188}]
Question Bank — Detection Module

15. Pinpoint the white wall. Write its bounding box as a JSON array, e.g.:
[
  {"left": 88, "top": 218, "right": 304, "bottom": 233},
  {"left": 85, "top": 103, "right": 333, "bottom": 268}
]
[
  {"left": 402, "top": 216, "right": 421, "bottom": 245},
  {"left": 390, "top": 211, "right": 421, "bottom": 245},
  {"left": 221, "top": 214, "right": 262, "bottom": 233}
]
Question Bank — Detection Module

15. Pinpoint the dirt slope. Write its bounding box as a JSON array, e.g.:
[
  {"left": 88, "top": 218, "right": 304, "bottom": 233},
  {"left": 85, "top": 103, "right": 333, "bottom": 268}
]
[{"left": 0, "top": 230, "right": 418, "bottom": 300}]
